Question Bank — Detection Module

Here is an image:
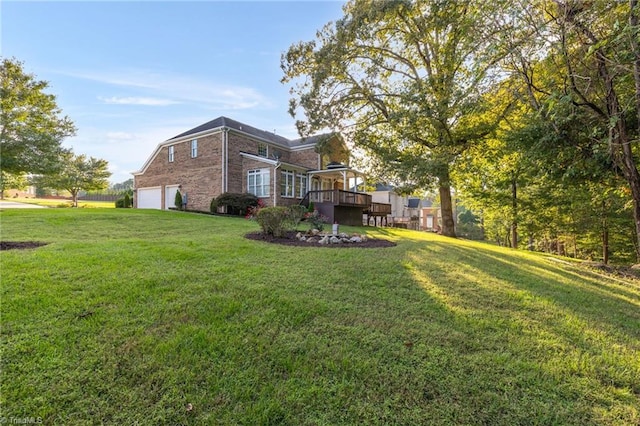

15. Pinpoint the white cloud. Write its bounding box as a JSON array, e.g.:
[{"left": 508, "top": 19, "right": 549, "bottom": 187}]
[
  {"left": 99, "top": 96, "right": 180, "bottom": 106},
  {"left": 105, "top": 131, "right": 135, "bottom": 141},
  {"left": 60, "top": 68, "right": 273, "bottom": 110}
]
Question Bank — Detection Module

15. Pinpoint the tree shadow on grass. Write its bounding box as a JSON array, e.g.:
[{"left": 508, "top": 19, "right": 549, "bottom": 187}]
[{"left": 420, "top": 242, "right": 640, "bottom": 340}]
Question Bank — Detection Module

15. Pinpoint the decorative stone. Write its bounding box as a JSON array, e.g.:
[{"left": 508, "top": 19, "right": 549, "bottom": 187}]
[
  {"left": 296, "top": 232, "right": 303, "bottom": 239},
  {"left": 318, "top": 235, "right": 329, "bottom": 245},
  {"left": 299, "top": 236, "right": 307, "bottom": 241},
  {"left": 311, "top": 229, "right": 320, "bottom": 236},
  {"left": 350, "top": 236, "right": 363, "bottom": 243},
  {"left": 329, "top": 236, "right": 342, "bottom": 244},
  {"left": 306, "top": 237, "right": 317, "bottom": 243}
]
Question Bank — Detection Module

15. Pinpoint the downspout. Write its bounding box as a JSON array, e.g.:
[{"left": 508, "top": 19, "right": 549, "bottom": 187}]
[
  {"left": 222, "top": 129, "right": 228, "bottom": 193},
  {"left": 273, "top": 161, "right": 281, "bottom": 206}
]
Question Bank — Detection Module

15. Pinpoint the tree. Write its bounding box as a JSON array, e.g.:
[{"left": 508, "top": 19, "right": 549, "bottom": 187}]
[
  {"left": 33, "top": 151, "right": 111, "bottom": 207},
  {"left": 282, "top": 0, "right": 510, "bottom": 237},
  {"left": 0, "top": 58, "right": 76, "bottom": 175},
  {"left": 0, "top": 171, "right": 28, "bottom": 199},
  {"left": 111, "top": 178, "right": 133, "bottom": 192},
  {"left": 174, "top": 190, "right": 183, "bottom": 210},
  {"left": 504, "top": 0, "right": 640, "bottom": 260}
]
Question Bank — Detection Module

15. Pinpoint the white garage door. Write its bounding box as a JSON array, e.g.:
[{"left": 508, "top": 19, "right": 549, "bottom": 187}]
[
  {"left": 164, "top": 185, "right": 180, "bottom": 210},
  {"left": 137, "top": 187, "right": 162, "bottom": 209}
]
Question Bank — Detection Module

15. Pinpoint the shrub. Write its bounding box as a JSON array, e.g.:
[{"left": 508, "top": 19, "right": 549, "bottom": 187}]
[
  {"left": 212, "top": 192, "right": 259, "bottom": 215},
  {"left": 123, "top": 193, "right": 132, "bottom": 208},
  {"left": 115, "top": 198, "right": 125, "bottom": 208},
  {"left": 245, "top": 198, "right": 266, "bottom": 219},
  {"left": 256, "top": 205, "right": 314, "bottom": 237},
  {"left": 174, "top": 190, "right": 183, "bottom": 210},
  {"left": 256, "top": 207, "right": 289, "bottom": 237},
  {"left": 304, "top": 210, "right": 328, "bottom": 231},
  {"left": 287, "top": 205, "right": 307, "bottom": 229}
]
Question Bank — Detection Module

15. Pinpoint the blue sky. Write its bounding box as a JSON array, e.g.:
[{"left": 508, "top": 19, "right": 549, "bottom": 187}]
[{"left": 2, "top": 1, "right": 345, "bottom": 183}]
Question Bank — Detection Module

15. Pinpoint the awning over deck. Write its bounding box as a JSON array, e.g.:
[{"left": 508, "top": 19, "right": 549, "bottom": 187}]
[{"left": 307, "top": 167, "right": 366, "bottom": 192}]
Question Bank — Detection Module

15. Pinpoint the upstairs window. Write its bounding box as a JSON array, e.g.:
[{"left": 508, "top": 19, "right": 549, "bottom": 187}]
[
  {"left": 168, "top": 145, "right": 175, "bottom": 162},
  {"left": 258, "top": 143, "right": 268, "bottom": 158},
  {"left": 191, "top": 139, "right": 198, "bottom": 158}
]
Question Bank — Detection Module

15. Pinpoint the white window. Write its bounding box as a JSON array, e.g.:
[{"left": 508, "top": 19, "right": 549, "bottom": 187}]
[
  {"left": 280, "top": 170, "right": 295, "bottom": 198},
  {"left": 297, "top": 174, "right": 307, "bottom": 198},
  {"left": 168, "top": 145, "right": 175, "bottom": 162},
  {"left": 247, "top": 169, "right": 270, "bottom": 197},
  {"left": 258, "top": 143, "right": 268, "bottom": 157},
  {"left": 191, "top": 139, "right": 198, "bottom": 158}
]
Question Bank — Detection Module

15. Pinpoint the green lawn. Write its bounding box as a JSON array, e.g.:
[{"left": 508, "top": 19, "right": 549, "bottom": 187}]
[
  {"left": 1, "top": 209, "right": 638, "bottom": 425},
  {"left": 6, "top": 197, "right": 115, "bottom": 208}
]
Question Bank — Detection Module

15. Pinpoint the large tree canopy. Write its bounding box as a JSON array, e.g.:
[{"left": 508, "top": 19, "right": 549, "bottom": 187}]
[
  {"left": 282, "top": 0, "right": 510, "bottom": 237},
  {"left": 501, "top": 0, "right": 640, "bottom": 260},
  {"left": 0, "top": 58, "right": 76, "bottom": 175}
]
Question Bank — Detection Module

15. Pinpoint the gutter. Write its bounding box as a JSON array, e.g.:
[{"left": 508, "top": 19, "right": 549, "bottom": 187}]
[{"left": 273, "top": 160, "right": 281, "bottom": 206}]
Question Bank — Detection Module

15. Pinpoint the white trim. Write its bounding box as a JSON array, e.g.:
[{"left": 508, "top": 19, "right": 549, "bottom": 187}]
[
  {"left": 240, "top": 152, "right": 311, "bottom": 172},
  {"left": 288, "top": 143, "right": 317, "bottom": 151},
  {"left": 240, "top": 152, "right": 278, "bottom": 165},
  {"left": 222, "top": 129, "right": 228, "bottom": 193},
  {"left": 169, "top": 127, "right": 225, "bottom": 145}
]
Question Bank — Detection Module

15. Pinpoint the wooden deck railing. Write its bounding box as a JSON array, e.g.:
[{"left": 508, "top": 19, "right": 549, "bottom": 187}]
[
  {"left": 304, "top": 190, "right": 372, "bottom": 208},
  {"left": 365, "top": 202, "right": 392, "bottom": 216}
]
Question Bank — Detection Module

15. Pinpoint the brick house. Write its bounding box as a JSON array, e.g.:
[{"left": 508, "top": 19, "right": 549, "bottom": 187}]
[{"left": 133, "top": 116, "right": 388, "bottom": 225}]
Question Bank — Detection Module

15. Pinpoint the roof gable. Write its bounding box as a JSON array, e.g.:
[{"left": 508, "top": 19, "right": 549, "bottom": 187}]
[
  {"left": 168, "top": 116, "right": 332, "bottom": 149},
  {"left": 134, "top": 116, "right": 337, "bottom": 175}
]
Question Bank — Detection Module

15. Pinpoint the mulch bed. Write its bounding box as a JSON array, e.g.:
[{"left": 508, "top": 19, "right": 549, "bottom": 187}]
[
  {"left": 245, "top": 231, "right": 396, "bottom": 248},
  {"left": 0, "top": 241, "right": 48, "bottom": 251}
]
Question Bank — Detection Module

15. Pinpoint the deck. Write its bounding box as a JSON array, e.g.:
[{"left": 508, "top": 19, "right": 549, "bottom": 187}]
[{"left": 301, "top": 190, "right": 391, "bottom": 226}]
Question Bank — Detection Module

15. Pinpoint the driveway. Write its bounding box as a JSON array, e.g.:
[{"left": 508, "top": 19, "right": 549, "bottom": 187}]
[{"left": 0, "top": 200, "right": 47, "bottom": 209}]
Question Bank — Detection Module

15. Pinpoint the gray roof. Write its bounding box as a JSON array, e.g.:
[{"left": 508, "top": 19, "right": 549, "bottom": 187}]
[
  {"left": 374, "top": 183, "right": 394, "bottom": 191},
  {"left": 168, "top": 116, "right": 333, "bottom": 149},
  {"left": 407, "top": 198, "right": 421, "bottom": 209}
]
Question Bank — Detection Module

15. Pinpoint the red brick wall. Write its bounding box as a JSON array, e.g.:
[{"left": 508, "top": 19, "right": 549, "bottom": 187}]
[
  {"left": 134, "top": 133, "right": 223, "bottom": 211},
  {"left": 134, "top": 128, "right": 327, "bottom": 211}
]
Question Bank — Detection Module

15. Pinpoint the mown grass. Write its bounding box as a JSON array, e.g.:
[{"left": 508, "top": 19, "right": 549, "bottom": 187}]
[
  {"left": 6, "top": 197, "right": 115, "bottom": 208},
  {"left": 1, "top": 209, "right": 638, "bottom": 425}
]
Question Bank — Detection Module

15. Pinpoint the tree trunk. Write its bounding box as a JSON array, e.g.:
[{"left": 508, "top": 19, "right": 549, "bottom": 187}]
[
  {"left": 602, "top": 224, "right": 609, "bottom": 265},
  {"left": 511, "top": 176, "right": 518, "bottom": 249},
  {"left": 438, "top": 168, "right": 456, "bottom": 237},
  {"left": 71, "top": 190, "right": 79, "bottom": 208}
]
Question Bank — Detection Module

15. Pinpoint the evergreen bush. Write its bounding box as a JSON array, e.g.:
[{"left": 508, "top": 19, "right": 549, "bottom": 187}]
[
  {"left": 174, "top": 190, "right": 183, "bottom": 210},
  {"left": 212, "top": 192, "right": 259, "bottom": 215}
]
